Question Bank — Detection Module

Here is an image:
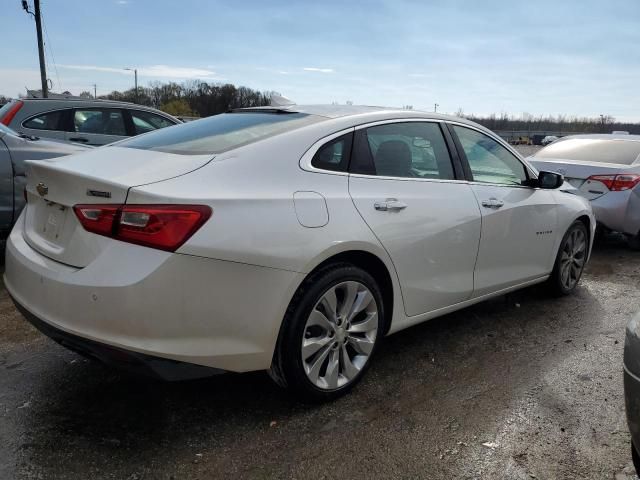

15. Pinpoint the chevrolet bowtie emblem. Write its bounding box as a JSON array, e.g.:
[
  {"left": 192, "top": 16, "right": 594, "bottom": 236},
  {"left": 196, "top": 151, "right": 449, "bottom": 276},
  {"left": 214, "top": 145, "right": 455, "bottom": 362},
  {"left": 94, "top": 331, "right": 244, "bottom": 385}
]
[{"left": 36, "top": 182, "right": 48, "bottom": 197}]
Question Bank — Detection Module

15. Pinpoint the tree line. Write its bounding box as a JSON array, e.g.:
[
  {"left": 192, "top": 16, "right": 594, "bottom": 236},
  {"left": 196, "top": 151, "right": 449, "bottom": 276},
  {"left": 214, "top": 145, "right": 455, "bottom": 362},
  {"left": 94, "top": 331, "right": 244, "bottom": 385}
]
[
  {"left": 460, "top": 111, "right": 640, "bottom": 134},
  {"left": 89, "top": 80, "right": 275, "bottom": 117}
]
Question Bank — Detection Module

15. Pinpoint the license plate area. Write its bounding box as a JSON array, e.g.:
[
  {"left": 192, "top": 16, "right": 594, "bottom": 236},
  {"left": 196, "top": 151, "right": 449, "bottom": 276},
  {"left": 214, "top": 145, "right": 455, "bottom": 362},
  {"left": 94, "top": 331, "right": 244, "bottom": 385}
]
[{"left": 39, "top": 201, "right": 69, "bottom": 244}]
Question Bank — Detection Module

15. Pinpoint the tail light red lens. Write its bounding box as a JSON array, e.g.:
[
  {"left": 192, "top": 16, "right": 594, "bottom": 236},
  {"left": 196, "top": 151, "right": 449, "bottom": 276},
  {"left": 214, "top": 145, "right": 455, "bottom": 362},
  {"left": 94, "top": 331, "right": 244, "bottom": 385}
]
[
  {"left": 73, "top": 204, "right": 212, "bottom": 252},
  {"left": 0, "top": 100, "right": 24, "bottom": 126},
  {"left": 587, "top": 174, "right": 640, "bottom": 191}
]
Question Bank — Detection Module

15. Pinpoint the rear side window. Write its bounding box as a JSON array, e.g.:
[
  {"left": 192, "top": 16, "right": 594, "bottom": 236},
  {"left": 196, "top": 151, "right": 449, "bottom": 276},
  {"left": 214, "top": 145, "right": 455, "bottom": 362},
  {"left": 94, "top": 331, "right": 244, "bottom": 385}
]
[
  {"left": 119, "top": 112, "right": 324, "bottom": 155},
  {"left": 74, "top": 109, "right": 126, "bottom": 136},
  {"left": 130, "top": 110, "right": 176, "bottom": 135},
  {"left": 351, "top": 122, "right": 455, "bottom": 179},
  {"left": 23, "top": 110, "right": 66, "bottom": 131},
  {"left": 311, "top": 133, "right": 352, "bottom": 172},
  {"left": 535, "top": 138, "right": 640, "bottom": 165}
]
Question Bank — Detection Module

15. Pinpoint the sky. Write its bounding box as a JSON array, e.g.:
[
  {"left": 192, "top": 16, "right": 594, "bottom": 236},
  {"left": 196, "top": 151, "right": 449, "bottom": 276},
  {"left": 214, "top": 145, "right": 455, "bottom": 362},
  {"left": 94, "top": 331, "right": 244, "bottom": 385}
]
[{"left": 2, "top": 0, "right": 640, "bottom": 121}]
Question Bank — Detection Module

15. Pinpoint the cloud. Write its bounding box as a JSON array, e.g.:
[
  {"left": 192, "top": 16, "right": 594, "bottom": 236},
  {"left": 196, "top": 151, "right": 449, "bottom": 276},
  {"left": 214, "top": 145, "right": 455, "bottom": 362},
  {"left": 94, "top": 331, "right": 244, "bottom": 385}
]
[
  {"left": 59, "top": 64, "right": 218, "bottom": 79},
  {"left": 116, "top": 0, "right": 128, "bottom": 4},
  {"left": 303, "top": 67, "right": 334, "bottom": 73}
]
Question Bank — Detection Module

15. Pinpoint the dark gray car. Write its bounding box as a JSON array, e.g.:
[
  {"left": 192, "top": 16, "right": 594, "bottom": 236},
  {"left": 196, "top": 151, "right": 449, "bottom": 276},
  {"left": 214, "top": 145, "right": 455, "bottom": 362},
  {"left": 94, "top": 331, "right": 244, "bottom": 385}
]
[
  {"left": 0, "top": 98, "right": 180, "bottom": 146},
  {"left": 0, "top": 123, "right": 89, "bottom": 235},
  {"left": 624, "top": 313, "right": 640, "bottom": 475}
]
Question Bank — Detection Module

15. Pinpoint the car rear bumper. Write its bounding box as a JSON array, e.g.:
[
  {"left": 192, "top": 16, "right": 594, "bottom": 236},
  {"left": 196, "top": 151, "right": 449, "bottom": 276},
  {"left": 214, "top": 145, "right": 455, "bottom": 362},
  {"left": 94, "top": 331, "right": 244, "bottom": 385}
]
[
  {"left": 591, "top": 189, "right": 640, "bottom": 236},
  {"left": 11, "top": 296, "right": 224, "bottom": 380},
  {"left": 4, "top": 216, "right": 303, "bottom": 374}
]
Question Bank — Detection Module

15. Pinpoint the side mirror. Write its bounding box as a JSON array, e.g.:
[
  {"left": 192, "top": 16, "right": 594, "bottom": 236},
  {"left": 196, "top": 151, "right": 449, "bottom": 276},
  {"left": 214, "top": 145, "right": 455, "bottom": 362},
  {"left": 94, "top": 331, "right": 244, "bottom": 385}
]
[{"left": 537, "top": 170, "right": 564, "bottom": 189}]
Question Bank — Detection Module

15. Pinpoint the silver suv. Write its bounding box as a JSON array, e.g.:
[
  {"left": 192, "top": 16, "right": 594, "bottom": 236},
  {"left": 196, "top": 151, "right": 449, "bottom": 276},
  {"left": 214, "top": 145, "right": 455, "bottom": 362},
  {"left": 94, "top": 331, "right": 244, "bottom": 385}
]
[{"left": 0, "top": 98, "right": 181, "bottom": 146}]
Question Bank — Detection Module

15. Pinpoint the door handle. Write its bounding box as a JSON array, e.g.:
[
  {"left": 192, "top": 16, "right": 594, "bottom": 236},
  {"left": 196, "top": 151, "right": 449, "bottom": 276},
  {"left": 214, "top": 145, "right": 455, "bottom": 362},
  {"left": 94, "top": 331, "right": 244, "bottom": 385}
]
[
  {"left": 69, "top": 137, "right": 89, "bottom": 143},
  {"left": 374, "top": 198, "right": 408, "bottom": 211},
  {"left": 481, "top": 198, "right": 504, "bottom": 209}
]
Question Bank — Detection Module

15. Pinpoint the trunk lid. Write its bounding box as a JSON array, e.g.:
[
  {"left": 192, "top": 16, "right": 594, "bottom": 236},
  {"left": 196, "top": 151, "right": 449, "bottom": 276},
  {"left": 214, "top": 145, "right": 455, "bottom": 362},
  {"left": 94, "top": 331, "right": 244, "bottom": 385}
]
[
  {"left": 23, "top": 146, "right": 213, "bottom": 267},
  {"left": 528, "top": 156, "right": 629, "bottom": 200}
]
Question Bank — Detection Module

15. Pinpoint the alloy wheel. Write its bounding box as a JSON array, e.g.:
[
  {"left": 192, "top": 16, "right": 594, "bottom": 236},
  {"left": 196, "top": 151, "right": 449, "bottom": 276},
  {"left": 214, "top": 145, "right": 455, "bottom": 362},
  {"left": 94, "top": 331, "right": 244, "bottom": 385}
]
[
  {"left": 559, "top": 228, "right": 587, "bottom": 290},
  {"left": 301, "top": 281, "right": 378, "bottom": 390}
]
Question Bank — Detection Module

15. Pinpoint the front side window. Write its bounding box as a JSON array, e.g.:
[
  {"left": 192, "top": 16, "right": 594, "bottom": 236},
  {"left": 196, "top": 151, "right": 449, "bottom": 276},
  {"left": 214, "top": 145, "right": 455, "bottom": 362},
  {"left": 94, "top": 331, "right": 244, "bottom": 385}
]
[
  {"left": 130, "top": 110, "right": 176, "bottom": 135},
  {"left": 351, "top": 122, "right": 455, "bottom": 179},
  {"left": 311, "top": 133, "right": 352, "bottom": 172},
  {"left": 452, "top": 125, "right": 527, "bottom": 186},
  {"left": 23, "top": 110, "right": 66, "bottom": 131},
  {"left": 74, "top": 109, "right": 126, "bottom": 136}
]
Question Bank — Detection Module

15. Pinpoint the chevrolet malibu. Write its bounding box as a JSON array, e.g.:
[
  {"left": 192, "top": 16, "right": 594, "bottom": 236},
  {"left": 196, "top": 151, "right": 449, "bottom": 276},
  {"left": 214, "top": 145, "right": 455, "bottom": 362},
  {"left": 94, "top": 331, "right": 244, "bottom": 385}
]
[{"left": 5, "top": 105, "right": 595, "bottom": 401}]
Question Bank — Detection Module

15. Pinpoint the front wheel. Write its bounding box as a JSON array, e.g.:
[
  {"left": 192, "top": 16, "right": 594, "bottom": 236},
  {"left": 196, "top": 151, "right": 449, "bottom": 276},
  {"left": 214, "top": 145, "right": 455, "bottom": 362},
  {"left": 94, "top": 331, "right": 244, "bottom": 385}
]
[
  {"left": 269, "top": 264, "right": 385, "bottom": 402},
  {"left": 547, "top": 220, "right": 589, "bottom": 295}
]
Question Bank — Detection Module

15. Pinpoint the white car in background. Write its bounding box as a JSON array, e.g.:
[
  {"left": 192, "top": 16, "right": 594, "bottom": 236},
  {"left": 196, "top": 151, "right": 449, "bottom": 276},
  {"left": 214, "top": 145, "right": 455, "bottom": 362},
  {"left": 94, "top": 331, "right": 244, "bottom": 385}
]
[
  {"left": 529, "top": 134, "right": 640, "bottom": 248},
  {"left": 541, "top": 135, "right": 559, "bottom": 146},
  {"left": 5, "top": 105, "right": 594, "bottom": 401}
]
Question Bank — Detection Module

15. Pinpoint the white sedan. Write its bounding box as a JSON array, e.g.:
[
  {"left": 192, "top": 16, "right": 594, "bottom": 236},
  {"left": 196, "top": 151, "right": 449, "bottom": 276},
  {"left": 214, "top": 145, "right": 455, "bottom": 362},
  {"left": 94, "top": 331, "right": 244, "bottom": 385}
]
[{"left": 5, "top": 105, "right": 595, "bottom": 401}]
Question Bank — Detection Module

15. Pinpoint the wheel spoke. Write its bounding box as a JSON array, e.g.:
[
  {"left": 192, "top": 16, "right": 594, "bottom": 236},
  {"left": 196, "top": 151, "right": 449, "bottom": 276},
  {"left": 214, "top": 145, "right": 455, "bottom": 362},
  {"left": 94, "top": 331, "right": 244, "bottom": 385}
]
[
  {"left": 306, "top": 344, "right": 332, "bottom": 385},
  {"left": 302, "top": 335, "right": 332, "bottom": 360},
  {"left": 349, "top": 335, "right": 375, "bottom": 355},
  {"left": 306, "top": 310, "right": 333, "bottom": 331},
  {"left": 319, "top": 288, "right": 338, "bottom": 321},
  {"left": 341, "top": 344, "right": 360, "bottom": 379},
  {"left": 338, "top": 282, "right": 359, "bottom": 319},
  {"left": 348, "top": 312, "right": 378, "bottom": 334},
  {"left": 324, "top": 349, "right": 340, "bottom": 389},
  {"left": 347, "top": 290, "right": 374, "bottom": 322}
]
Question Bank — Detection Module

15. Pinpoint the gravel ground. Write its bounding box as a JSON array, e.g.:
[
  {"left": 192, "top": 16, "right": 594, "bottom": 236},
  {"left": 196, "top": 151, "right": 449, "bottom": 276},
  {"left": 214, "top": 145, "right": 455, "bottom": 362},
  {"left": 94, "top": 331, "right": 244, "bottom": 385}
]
[{"left": 1, "top": 233, "right": 639, "bottom": 480}]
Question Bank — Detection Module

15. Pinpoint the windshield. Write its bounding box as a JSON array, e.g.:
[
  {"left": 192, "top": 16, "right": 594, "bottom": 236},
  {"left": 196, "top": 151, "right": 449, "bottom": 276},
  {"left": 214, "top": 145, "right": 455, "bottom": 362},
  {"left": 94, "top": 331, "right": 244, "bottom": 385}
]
[
  {"left": 535, "top": 138, "right": 640, "bottom": 165},
  {"left": 118, "top": 111, "right": 324, "bottom": 155}
]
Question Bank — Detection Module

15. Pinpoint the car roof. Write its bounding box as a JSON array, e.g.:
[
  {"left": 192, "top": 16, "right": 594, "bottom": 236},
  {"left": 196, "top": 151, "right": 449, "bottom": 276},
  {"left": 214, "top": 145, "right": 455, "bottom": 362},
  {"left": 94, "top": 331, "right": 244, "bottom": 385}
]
[
  {"left": 235, "top": 104, "right": 480, "bottom": 126},
  {"left": 20, "top": 97, "right": 139, "bottom": 107}
]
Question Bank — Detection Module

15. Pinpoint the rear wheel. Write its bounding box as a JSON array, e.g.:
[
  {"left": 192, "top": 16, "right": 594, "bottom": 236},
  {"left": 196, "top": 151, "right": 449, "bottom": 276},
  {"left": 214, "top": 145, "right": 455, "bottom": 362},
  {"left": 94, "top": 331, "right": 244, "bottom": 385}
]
[
  {"left": 269, "top": 264, "right": 385, "bottom": 402},
  {"left": 548, "top": 221, "right": 588, "bottom": 295}
]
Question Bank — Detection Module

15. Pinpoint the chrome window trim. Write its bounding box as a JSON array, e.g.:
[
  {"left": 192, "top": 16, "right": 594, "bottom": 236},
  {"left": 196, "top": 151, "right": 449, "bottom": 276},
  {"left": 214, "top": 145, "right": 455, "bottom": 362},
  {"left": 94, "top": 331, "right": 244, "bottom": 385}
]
[{"left": 299, "top": 127, "right": 355, "bottom": 176}]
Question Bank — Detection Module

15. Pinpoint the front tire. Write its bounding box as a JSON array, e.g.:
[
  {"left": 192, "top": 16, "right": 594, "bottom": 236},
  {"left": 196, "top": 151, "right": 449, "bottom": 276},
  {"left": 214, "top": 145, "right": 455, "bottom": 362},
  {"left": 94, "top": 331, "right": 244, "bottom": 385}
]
[
  {"left": 548, "top": 220, "right": 588, "bottom": 295},
  {"left": 269, "top": 263, "right": 385, "bottom": 402}
]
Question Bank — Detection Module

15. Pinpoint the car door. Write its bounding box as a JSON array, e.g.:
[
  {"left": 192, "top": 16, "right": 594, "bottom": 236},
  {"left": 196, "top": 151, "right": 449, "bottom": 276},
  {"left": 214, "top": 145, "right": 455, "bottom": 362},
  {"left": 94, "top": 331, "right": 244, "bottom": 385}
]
[
  {"left": 65, "top": 108, "right": 128, "bottom": 146},
  {"left": 449, "top": 124, "right": 558, "bottom": 297},
  {"left": 348, "top": 120, "right": 482, "bottom": 317}
]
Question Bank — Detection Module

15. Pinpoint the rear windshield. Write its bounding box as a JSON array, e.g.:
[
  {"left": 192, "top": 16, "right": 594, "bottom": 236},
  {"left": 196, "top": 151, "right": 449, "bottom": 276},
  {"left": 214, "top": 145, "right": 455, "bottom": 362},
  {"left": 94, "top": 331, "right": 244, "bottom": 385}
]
[
  {"left": 118, "top": 112, "right": 324, "bottom": 155},
  {"left": 535, "top": 138, "right": 640, "bottom": 165}
]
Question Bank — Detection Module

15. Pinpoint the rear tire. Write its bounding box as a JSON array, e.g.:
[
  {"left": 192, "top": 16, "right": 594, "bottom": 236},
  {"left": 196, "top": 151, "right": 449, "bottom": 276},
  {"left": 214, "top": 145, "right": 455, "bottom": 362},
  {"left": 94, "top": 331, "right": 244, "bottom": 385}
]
[
  {"left": 269, "top": 263, "right": 385, "bottom": 403},
  {"left": 632, "top": 442, "right": 640, "bottom": 477},
  {"left": 548, "top": 221, "right": 589, "bottom": 296},
  {"left": 627, "top": 233, "right": 640, "bottom": 251}
]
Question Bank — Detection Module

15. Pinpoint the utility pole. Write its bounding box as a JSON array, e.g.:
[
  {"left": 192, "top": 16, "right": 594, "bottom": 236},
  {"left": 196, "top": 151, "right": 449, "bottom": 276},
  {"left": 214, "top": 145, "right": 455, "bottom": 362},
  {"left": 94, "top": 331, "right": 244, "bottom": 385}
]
[
  {"left": 93, "top": 84, "right": 97, "bottom": 98},
  {"left": 125, "top": 68, "right": 138, "bottom": 103},
  {"left": 434, "top": 103, "right": 439, "bottom": 113},
  {"left": 22, "top": 0, "right": 48, "bottom": 97}
]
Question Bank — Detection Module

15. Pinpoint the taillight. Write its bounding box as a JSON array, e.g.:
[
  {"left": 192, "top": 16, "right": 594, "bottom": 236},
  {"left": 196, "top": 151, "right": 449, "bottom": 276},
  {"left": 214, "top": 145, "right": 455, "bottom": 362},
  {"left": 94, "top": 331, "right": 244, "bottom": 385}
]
[
  {"left": 0, "top": 100, "right": 24, "bottom": 126},
  {"left": 73, "top": 204, "right": 211, "bottom": 252},
  {"left": 587, "top": 174, "right": 640, "bottom": 191}
]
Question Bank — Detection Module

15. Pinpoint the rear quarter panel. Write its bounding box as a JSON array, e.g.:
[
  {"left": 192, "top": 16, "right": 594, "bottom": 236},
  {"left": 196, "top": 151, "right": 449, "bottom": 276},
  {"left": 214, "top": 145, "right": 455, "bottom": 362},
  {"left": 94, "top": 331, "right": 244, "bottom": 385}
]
[{"left": 126, "top": 125, "right": 406, "bottom": 334}]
